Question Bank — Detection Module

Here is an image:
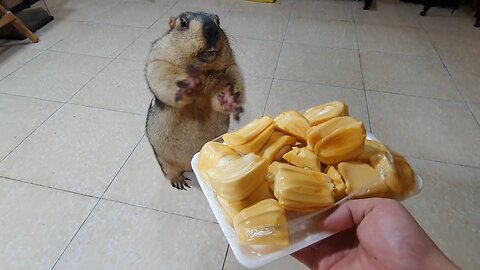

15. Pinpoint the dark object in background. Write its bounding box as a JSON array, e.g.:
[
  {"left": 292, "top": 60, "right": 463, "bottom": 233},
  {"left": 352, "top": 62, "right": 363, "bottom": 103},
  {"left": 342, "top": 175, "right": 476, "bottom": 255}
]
[
  {"left": 0, "top": 0, "right": 53, "bottom": 40},
  {"left": 418, "top": 0, "right": 461, "bottom": 16},
  {"left": 0, "top": 7, "right": 53, "bottom": 39},
  {"left": 364, "top": 0, "right": 374, "bottom": 10},
  {"left": 401, "top": 0, "right": 480, "bottom": 27}
]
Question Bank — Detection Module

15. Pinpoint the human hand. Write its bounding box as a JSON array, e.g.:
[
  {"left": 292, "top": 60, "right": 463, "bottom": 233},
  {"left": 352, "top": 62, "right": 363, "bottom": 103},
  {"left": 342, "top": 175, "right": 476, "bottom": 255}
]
[{"left": 293, "top": 198, "right": 458, "bottom": 270}]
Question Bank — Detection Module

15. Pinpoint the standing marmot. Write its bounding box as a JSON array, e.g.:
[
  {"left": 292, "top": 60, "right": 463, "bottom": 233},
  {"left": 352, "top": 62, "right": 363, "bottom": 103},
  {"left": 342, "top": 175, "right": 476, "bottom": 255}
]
[{"left": 145, "top": 12, "right": 244, "bottom": 190}]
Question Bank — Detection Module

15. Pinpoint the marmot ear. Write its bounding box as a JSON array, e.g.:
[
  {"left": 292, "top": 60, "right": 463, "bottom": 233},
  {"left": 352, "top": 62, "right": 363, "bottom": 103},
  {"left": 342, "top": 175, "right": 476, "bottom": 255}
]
[
  {"left": 214, "top": 14, "right": 220, "bottom": 26},
  {"left": 169, "top": 17, "right": 176, "bottom": 29}
]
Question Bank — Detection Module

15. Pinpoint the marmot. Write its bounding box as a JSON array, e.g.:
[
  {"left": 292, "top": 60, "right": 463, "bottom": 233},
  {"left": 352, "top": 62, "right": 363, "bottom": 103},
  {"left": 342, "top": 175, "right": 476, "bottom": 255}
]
[{"left": 145, "top": 12, "right": 244, "bottom": 190}]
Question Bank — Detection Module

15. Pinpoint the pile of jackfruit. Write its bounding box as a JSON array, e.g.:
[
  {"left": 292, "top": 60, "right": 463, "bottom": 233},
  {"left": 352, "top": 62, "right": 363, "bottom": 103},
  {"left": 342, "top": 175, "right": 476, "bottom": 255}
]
[{"left": 198, "top": 101, "right": 417, "bottom": 247}]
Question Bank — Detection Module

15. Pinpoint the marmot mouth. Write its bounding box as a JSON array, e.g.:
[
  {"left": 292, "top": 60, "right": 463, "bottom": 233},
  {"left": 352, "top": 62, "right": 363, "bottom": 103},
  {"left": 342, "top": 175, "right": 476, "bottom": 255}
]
[{"left": 197, "top": 50, "right": 218, "bottom": 63}]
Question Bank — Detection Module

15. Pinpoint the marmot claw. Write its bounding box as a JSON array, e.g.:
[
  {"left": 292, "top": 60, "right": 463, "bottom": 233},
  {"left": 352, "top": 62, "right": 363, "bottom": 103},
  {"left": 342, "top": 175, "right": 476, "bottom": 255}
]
[
  {"left": 175, "top": 65, "right": 202, "bottom": 102},
  {"left": 218, "top": 84, "right": 243, "bottom": 121},
  {"left": 170, "top": 176, "right": 191, "bottom": 190}
]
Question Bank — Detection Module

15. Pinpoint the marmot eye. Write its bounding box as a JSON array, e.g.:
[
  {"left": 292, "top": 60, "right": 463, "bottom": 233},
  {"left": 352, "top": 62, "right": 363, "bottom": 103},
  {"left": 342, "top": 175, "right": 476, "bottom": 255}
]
[{"left": 180, "top": 18, "right": 188, "bottom": 28}]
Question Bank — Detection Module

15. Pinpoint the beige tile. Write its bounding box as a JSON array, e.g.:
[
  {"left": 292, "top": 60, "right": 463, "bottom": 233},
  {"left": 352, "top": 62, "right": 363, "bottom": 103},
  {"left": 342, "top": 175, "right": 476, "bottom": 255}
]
[
  {"left": 118, "top": 28, "right": 161, "bottom": 61},
  {"left": 276, "top": 43, "right": 363, "bottom": 89},
  {"left": 104, "top": 138, "right": 216, "bottom": 222},
  {"left": 54, "top": 199, "right": 228, "bottom": 270},
  {"left": 0, "top": 178, "right": 97, "bottom": 270},
  {"left": 403, "top": 159, "right": 480, "bottom": 270},
  {"left": 357, "top": 24, "right": 436, "bottom": 56},
  {"left": 285, "top": 18, "right": 357, "bottom": 49},
  {"left": 0, "top": 46, "right": 42, "bottom": 80},
  {"left": 290, "top": 0, "right": 353, "bottom": 21},
  {"left": 222, "top": 11, "right": 289, "bottom": 41},
  {"left": 50, "top": 22, "right": 144, "bottom": 58},
  {"left": 265, "top": 79, "right": 370, "bottom": 129},
  {"left": 229, "top": 76, "right": 272, "bottom": 131},
  {"left": 469, "top": 103, "right": 480, "bottom": 123},
  {"left": 443, "top": 57, "right": 480, "bottom": 104},
  {"left": 70, "top": 59, "right": 152, "bottom": 115},
  {"left": 0, "top": 51, "right": 110, "bottom": 102},
  {"left": 0, "top": 104, "right": 145, "bottom": 197},
  {"left": 49, "top": 0, "right": 122, "bottom": 21},
  {"left": 367, "top": 91, "right": 480, "bottom": 167},
  {"left": 361, "top": 51, "right": 462, "bottom": 100},
  {"left": 23, "top": 20, "right": 90, "bottom": 50},
  {"left": 0, "top": 94, "right": 61, "bottom": 160},
  {"left": 353, "top": 1, "right": 421, "bottom": 27},
  {"left": 93, "top": 2, "right": 171, "bottom": 27},
  {"left": 429, "top": 32, "right": 480, "bottom": 60},
  {"left": 231, "top": 0, "right": 291, "bottom": 18},
  {"left": 223, "top": 247, "right": 307, "bottom": 270},
  {"left": 230, "top": 37, "right": 281, "bottom": 78},
  {"left": 174, "top": 0, "right": 235, "bottom": 11}
]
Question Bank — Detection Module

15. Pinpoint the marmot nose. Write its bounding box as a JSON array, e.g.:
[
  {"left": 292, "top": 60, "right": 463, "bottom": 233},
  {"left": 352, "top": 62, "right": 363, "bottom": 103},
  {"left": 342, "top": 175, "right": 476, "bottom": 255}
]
[{"left": 203, "top": 20, "right": 219, "bottom": 45}]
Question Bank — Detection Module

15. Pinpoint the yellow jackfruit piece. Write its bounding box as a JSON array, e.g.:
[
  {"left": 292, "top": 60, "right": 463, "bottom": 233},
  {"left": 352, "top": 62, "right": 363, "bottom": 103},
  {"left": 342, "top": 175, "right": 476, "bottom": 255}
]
[
  {"left": 266, "top": 162, "right": 283, "bottom": 192},
  {"left": 258, "top": 131, "right": 297, "bottom": 164},
  {"left": 326, "top": 166, "right": 347, "bottom": 201},
  {"left": 390, "top": 152, "right": 416, "bottom": 199},
  {"left": 223, "top": 116, "right": 274, "bottom": 146},
  {"left": 304, "top": 101, "right": 349, "bottom": 126},
  {"left": 233, "top": 199, "right": 289, "bottom": 246},
  {"left": 230, "top": 124, "right": 274, "bottom": 154},
  {"left": 282, "top": 147, "right": 321, "bottom": 171},
  {"left": 307, "top": 116, "right": 366, "bottom": 165},
  {"left": 198, "top": 142, "right": 239, "bottom": 173},
  {"left": 217, "top": 181, "right": 273, "bottom": 224},
  {"left": 206, "top": 153, "right": 268, "bottom": 201},
  {"left": 337, "top": 161, "right": 388, "bottom": 199},
  {"left": 271, "top": 163, "right": 335, "bottom": 211},
  {"left": 357, "top": 140, "right": 389, "bottom": 163},
  {"left": 274, "top": 110, "right": 311, "bottom": 141}
]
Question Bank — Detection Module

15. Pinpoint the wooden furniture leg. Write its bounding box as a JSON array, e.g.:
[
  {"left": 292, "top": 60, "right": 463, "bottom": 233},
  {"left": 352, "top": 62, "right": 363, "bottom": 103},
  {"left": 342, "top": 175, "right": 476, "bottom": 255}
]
[{"left": 0, "top": 4, "right": 39, "bottom": 43}]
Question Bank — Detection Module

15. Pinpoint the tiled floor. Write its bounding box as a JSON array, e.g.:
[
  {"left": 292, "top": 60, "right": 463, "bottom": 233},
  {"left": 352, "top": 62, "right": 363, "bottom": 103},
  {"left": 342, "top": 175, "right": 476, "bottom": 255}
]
[{"left": 1, "top": 0, "right": 479, "bottom": 269}]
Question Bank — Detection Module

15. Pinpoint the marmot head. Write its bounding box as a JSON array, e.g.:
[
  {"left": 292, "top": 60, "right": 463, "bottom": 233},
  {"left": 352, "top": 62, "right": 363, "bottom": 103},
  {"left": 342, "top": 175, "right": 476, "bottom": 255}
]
[{"left": 168, "top": 11, "right": 227, "bottom": 64}]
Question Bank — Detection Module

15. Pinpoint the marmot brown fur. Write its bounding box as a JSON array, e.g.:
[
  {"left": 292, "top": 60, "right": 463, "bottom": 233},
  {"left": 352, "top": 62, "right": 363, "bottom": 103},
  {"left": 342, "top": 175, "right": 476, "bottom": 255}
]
[{"left": 145, "top": 11, "right": 244, "bottom": 190}]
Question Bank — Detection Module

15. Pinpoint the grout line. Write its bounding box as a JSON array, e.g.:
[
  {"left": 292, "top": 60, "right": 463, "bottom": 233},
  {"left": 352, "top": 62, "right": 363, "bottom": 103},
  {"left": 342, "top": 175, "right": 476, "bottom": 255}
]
[
  {"left": 101, "top": 197, "right": 219, "bottom": 224},
  {"left": 0, "top": 50, "right": 45, "bottom": 82},
  {"left": 0, "top": 104, "right": 62, "bottom": 164},
  {"left": 0, "top": 57, "right": 115, "bottom": 164},
  {"left": 405, "top": 155, "right": 480, "bottom": 170},
  {"left": 44, "top": 47, "right": 115, "bottom": 60},
  {"left": 50, "top": 132, "right": 145, "bottom": 269},
  {"left": 145, "top": 0, "right": 180, "bottom": 30},
  {"left": 221, "top": 245, "right": 230, "bottom": 270},
  {"left": 419, "top": 25, "right": 480, "bottom": 128},
  {"left": 263, "top": 7, "right": 291, "bottom": 115},
  {"left": 66, "top": 102, "right": 148, "bottom": 116},
  {"left": 0, "top": 176, "right": 100, "bottom": 199},
  {"left": 50, "top": 198, "right": 102, "bottom": 270},
  {"left": 352, "top": 5, "right": 372, "bottom": 133},
  {"left": 365, "top": 88, "right": 469, "bottom": 104},
  {"left": 99, "top": 133, "right": 145, "bottom": 198},
  {"left": 274, "top": 77, "right": 365, "bottom": 91},
  {"left": 0, "top": 92, "right": 64, "bottom": 104}
]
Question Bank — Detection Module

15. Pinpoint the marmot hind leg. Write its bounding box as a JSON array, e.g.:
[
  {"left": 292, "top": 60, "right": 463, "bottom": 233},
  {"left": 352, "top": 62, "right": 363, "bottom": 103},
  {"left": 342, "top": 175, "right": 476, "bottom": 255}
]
[{"left": 154, "top": 153, "right": 191, "bottom": 190}]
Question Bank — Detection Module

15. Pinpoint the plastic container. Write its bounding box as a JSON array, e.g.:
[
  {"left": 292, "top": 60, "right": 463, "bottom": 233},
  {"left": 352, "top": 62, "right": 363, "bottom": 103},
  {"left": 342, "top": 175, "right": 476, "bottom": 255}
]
[{"left": 191, "top": 133, "right": 423, "bottom": 269}]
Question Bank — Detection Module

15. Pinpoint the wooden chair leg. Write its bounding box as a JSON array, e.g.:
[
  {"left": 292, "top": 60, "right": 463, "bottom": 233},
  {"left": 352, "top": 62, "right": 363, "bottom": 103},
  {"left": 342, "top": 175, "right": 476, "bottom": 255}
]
[
  {"left": 9, "top": 13, "right": 39, "bottom": 42},
  {"left": 0, "top": 5, "right": 39, "bottom": 43}
]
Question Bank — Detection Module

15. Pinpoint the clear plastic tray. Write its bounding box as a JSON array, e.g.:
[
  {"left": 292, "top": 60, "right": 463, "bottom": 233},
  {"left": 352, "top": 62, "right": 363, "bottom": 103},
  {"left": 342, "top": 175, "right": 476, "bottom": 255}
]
[{"left": 190, "top": 133, "right": 423, "bottom": 269}]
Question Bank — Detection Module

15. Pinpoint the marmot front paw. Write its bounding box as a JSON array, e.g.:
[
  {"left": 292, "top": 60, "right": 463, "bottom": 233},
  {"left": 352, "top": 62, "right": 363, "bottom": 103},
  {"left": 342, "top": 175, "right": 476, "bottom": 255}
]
[
  {"left": 218, "top": 83, "right": 243, "bottom": 121},
  {"left": 170, "top": 175, "right": 191, "bottom": 190},
  {"left": 175, "top": 64, "right": 202, "bottom": 102}
]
